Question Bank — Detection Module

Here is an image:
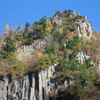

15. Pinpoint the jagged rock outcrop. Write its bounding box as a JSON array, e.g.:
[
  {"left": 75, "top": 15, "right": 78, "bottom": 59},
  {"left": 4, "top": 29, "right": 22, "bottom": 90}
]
[
  {"left": 52, "top": 15, "right": 63, "bottom": 25},
  {"left": 17, "top": 38, "right": 53, "bottom": 61},
  {"left": 77, "top": 51, "right": 89, "bottom": 64},
  {"left": 76, "top": 20, "right": 93, "bottom": 39},
  {"left": 71, "top": 10, "right": 76, "bottom": 16},
  {"left": 77, "top": 12, "right": 80, "bottom": 16},
  {"left": 77, "top": 51, "right": 100, "bottom": 70}
]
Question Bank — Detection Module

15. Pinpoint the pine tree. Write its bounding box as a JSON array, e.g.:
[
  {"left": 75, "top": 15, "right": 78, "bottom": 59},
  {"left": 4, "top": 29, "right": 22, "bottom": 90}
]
[{"left": 25, "top": 22, "right": 30, "bottom": 32}]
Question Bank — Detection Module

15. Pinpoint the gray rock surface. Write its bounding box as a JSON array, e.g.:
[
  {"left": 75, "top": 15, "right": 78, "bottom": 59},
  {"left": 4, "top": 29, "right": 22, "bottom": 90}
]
[
  {"left": 76, "top": 20, "right": 93, "bottom": 39},
  {"left": 52, "top": 15, "right": 62, "bottom": 25},
  {"left": 77, "top": 12, "right": 80, "bottom": 16},
  {"left": 17, "top": 38, "right": 53, "bottom": 61},
  {"left": 77, "top": 51, "right": 89, "bottom": 64},
  {"left": 71, "top": 10, "right": 76, "bottom": 16},
  {"left": 0, "top": 63, "right": 70, "bottom": 100},
  {"left": 77, "top": 51, "right": 100, "bottom": 69}
]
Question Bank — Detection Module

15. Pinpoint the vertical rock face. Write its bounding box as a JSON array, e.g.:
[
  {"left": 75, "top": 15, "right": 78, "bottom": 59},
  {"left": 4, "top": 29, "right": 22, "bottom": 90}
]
[
  {"left": 77, "top": 12, "right": 80, "bottom": 16},
  {"left": 17, "top": 38, "right": 53, "bottom": 61},
  {"left": 0, "top": 64, "right": 62, "bottom": 100},
  {"left": 52, "top": 15, "right": 63, "bottom": 25},
  {"left": 0, "top": 63, "right": 72, "bottom": 100},
  {"left": 77, "top": 51, "right": 89, "bottom": 64},
  {"left": 0, "top": 77, "right": 9, "bottom": 100},
  {"left": 76, "top": 20, "right": 93, "bottom": 39},
  {"left": 71, "top": 10, "right": 76, "bottom": 16},
  {"left": 77, "top": 51, "right": 100, "bottom": 69}
]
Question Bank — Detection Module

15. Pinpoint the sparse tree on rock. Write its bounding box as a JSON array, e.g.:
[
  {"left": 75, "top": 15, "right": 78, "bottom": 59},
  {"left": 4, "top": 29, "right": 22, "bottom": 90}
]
[
  {"left": 45, "top": 19, "right": 54, "bottom": 34},
  {"left": 3, "top": 24, "right": 10, "bottom": 36},
  {"left": 25, "top": 22, "right": 30, "bottom": 32}
]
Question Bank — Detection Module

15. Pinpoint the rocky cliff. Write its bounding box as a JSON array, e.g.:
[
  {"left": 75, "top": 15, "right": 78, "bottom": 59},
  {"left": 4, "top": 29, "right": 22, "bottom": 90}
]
[
  {"left": 0, "top": 65, "right": 55, "bottom": 100},
  {"left": 0, "top": 50, "right": 93, "bottom": 100},
  {"left": 76, "top": 20, "right": 93, "bottom": 39},
  {"left": 17, "top": 38, "right": 53, "bottom": 61},
  {"left": 0, "top": 63, "right": 72, "bottom": 100},
  {"left": 0, "top": 10, "right": 97, "bottom": 100}
]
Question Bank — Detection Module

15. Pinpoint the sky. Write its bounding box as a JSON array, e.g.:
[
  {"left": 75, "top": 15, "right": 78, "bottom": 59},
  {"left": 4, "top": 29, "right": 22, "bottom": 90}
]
[{"left": 0, "top": 0, "right": 100, "bottom": 36}]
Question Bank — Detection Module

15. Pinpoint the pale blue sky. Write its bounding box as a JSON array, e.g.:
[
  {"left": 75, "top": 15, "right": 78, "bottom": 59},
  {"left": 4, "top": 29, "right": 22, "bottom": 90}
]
[{"left": 0, "top": 0, "right": 100, "bottom": 36}]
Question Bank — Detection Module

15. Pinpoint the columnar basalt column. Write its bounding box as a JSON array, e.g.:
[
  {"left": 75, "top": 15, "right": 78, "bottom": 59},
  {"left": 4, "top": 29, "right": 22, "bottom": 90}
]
[
  {"left": 30, "top": 45, "right": 31, "bottom": 49},
  {"left": 22, "top": 75, "right": 30, "bottom": 99},
  {"left": 21, "top": 46, "right": 23, "bottom": 49},
  {"left": 31, "top": 45, "right": 33, "bottom": 49},
  {"left": 39, "top": 72, "right": 43, "bottom": 100},
  {"left": 26, "top": 45, "right": 28, "bottom": 49},
  {"left": 23, "top": 46, "right": 26, "bottom": 52},
  {"left": 41, "top": 41, "right": 43, "bottom": 45},
  {"left": 30, "top": 74, "right": 36, "bottom": 100},
  {"left": 21, "top": 49, "right": 22, "bottom": 52},
  {"left": 17, "top": 49, "right": 19, "bottom": 52}
]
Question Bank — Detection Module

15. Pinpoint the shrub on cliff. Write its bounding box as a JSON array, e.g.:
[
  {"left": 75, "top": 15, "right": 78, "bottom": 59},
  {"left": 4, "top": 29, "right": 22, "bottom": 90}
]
[{"left": 4, "top": 38, "right": 16, "bottom": 53}]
